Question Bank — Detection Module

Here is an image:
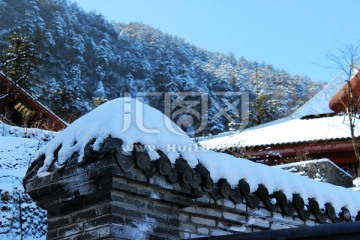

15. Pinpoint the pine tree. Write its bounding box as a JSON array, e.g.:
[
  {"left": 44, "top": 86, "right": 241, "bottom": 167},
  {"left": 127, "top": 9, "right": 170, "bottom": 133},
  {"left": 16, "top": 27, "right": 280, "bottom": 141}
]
[
  {"left": 248, "top": 64, "right": 283, "bottom": 126},
  {"left": 92, "top": 80, "right": 107, "bottom": 107},
  {"left": 0, "top": 29, "right": 38, "bottom": 92}
]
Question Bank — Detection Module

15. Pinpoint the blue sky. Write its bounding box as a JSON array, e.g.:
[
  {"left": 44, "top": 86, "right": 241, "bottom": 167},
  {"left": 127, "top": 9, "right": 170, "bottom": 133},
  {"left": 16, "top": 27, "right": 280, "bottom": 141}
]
[{"left": 72, "top": 0, "right": 360, "bottom": 83}]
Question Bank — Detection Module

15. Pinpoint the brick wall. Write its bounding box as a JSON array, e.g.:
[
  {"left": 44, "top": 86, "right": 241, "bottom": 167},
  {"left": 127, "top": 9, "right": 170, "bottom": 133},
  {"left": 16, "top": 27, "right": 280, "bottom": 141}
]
[
  {"left": 24, "top": 153, "right": 326, "bottom": 239},
  {"left": 178, "top": 195, "right": 320, "bottom": 238}
]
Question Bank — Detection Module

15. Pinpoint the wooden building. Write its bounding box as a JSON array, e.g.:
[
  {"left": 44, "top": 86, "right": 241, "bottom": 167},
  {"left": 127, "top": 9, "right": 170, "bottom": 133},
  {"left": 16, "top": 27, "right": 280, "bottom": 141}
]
[{"left": 0, "top": 73, "right": 66, "bottom": 131}]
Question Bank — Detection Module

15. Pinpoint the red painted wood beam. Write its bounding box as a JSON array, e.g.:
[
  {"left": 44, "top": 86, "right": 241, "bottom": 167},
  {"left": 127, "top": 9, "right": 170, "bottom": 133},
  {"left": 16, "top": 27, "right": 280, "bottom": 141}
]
[
  {"left": 234, "top": 139, "right": 359, "bottom": 165},
  {"left": 329, "top": 71, "right": 360, "bottom": 113}
]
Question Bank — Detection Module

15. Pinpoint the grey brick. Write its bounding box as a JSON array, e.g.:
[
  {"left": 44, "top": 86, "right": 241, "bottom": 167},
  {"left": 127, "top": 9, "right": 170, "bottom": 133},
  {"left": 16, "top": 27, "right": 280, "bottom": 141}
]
[
  {"left": 222, "top": 199, "right": 235, "bottom": 208},
  {"left": 179, "top": 213, "right": 190, "bottom": 222},
  {"left": 196, "top": 207, "right": 222, "bottom": 218},
  {"left": 222, "top": 211, "right": 247, "bottom": 223},
  {"left": 179, "top": 222, "right": 196, "bottom": 232},
  {"left": 257, "top": 207, "right": 272, "bottom": 217},
  {"left": 181, "top": 232, "right": 191, "bottom": 239},
  {"left": 247, "top": 217, "right": 270, "bottom": 229},
  {"left": 191, "top": 216, "right": 216, "bottom": 227},
  {"left": 71, "top": 207, "right": 97, "bottom": 223},
  {"left": 83, "top": 215, "right": 123, "bottom": 231},
  {"left": 194, "top": 195, "right": 212, "bottom": 203},
  {"left": 210, "top": 229, "right": 231, "bottom": 236},
  {"left": 181, "top": 207, "right": 196, "bottom": 213},
  {"left": 197, "top": 227, "right": 209, "bottom": 235},
  {"left": 58, "top": 222, "right": 83, "bottom": 237},
  {"left": 48, "top": 216, "right": 71, "bottom": 230},
  {"left": 270, "top": 222, "right": 294, "bottom": 230},
  {"left": 235, "top": 203, "right": 247, "bottom": 212},
  {"left": 46, "top": 230, "right": 58, "bottom": 240}
]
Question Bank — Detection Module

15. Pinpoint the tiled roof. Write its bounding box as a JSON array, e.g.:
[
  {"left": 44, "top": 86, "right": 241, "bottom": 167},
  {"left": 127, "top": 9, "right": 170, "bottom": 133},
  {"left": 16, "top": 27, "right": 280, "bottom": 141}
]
[
  {"left": 27, "top": 136, "right": 360, "bottom": 224},
  {"left": 199, "top": 114, "right": 358, "bottom": 149},
  {"left": 0, "top": 73, "right": 67, "bottom": 130}
]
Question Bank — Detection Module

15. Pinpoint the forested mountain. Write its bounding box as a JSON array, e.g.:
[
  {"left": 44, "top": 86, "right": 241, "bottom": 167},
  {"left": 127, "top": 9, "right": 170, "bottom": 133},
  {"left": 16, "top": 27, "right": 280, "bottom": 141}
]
[{"left": 0, "top": 0, "right": 324, "bottom": 136}]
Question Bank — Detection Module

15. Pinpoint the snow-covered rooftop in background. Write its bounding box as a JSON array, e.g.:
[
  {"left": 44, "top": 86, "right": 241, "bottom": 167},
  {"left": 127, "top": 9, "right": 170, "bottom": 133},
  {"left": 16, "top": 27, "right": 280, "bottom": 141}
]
[
  {"left": 197, "top": 68, "right": 353, "bottom": 145},
  {"left": 199, "top": 114, "right": 357, "bottom": 149},
  {"left": 291, "top": 70, "right": 352, "bottom": 118},
  {"left": 35, "top": 97, "right": 360, "bottom": 217}
]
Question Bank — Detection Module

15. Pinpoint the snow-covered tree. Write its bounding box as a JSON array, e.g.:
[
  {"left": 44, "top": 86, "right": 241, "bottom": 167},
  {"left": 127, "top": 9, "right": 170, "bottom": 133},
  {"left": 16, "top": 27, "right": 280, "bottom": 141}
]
[
  {"left": 92, "top": 80, "right": 107, "bottom": 107},
  {"left": 0, "top": 29, "right": 38, "bottom": 92},
  {"left": 0, "top": 0, "right": 323, "bottom": 136},
  {"left": 328, "top": 44, "right": 360, "bottom": 175}
]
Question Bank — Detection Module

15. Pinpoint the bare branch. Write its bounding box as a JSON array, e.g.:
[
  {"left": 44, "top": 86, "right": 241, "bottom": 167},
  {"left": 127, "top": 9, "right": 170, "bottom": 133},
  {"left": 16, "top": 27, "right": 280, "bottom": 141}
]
[{"left": 328, "top": 42, "right": 360, "bottom": 175}]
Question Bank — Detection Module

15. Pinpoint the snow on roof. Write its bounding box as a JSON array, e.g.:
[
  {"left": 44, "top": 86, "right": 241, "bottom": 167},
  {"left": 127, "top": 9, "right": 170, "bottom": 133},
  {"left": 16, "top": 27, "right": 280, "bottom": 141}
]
[
  {"left": 37, "top": 97, "right": 200, "bottom": 172},
  {"left": 36, "top": 97, "right": 360, "bottom": 216},
  {"left": 292, "top": 69, "right": 358, "bottom": 118},
  {"left": 199, "top": 114, "right": 357, "bottom": 149},
  {"left": 291, "top": 71, "right": 347, "bottom": 118},
  {"left": 197, "top": 69, "right": 355, "bottom": 146}
]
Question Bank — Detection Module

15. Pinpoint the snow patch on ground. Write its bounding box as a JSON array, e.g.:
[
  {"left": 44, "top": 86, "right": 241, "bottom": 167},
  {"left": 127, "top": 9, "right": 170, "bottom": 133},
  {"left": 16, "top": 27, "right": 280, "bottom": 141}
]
[
  {"left": 0, "top": 122, "right": 55, "bottom": 239},
  {"left": 0, "top": 122, "right": 56, "bottom": 142}
]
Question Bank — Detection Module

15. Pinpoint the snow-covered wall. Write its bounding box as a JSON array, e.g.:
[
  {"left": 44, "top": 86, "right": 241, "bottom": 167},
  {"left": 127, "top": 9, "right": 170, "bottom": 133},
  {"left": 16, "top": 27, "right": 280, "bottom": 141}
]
[
  {"left": 22, "top": 98, "right": 360, "bottom": 239},
  {"left": 24, "top": 151, "right": 325, "bottom": 239}
]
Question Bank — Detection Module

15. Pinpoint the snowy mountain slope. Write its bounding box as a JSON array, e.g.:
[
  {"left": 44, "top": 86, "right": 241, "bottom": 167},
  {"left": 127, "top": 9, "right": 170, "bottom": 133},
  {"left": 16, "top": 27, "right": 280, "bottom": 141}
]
[
  {"left": 0, "top": 122, "right": 56, "bottom": 239},
  {"left": 0, "top": 0, "right": 324, "bottom": 136}
]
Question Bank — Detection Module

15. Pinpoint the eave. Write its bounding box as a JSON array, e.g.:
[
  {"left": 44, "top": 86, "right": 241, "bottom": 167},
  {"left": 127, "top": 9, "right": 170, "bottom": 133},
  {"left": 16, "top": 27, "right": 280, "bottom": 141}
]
[{"left": 231, "top": 139, "right": 359, "bottom": 165}]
